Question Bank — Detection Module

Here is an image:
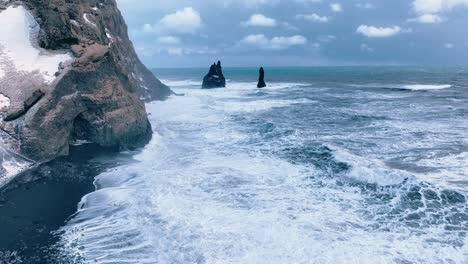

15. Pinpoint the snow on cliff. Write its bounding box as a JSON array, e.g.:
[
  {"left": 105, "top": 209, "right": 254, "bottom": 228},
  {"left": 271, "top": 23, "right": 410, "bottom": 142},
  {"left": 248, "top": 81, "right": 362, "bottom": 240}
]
[
  {"left": 0, "top": 94, "right": 9, "bottom": 112},
  {"left": 0, "top": 6, "right": 71, "bottom": 83}
]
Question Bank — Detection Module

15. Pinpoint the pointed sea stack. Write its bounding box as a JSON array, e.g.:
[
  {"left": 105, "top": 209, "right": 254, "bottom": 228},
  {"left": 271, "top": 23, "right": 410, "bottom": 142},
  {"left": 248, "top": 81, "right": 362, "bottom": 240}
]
[
  {"left": 257, "top": 67, "right": 266, "bottom": 88},
  {"left": 202, "top": 61, "right": 226, "bottom": 89}
]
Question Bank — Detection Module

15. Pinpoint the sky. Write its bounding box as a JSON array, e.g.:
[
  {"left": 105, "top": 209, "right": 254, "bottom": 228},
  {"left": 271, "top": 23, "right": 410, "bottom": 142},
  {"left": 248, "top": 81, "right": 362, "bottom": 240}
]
[{"left": 116, "top": 0, "right": 468, "bottom": 68}]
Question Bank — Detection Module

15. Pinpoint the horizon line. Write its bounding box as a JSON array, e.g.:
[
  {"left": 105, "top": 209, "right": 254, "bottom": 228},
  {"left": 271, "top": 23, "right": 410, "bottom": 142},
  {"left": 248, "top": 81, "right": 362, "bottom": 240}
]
[{"left": 150, "top": 65, "right": 468, "bottom": 70}]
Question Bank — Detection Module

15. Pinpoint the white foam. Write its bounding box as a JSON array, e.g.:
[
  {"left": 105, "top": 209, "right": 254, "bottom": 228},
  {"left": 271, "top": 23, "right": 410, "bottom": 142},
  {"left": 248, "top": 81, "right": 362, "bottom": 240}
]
[
  {"left": 0, "top": 6, "right": 71, "bottom": 83},
  {"left": 165, "top": 81, "right": 313, "bottom": 113},
  {"left": 415, "top": 152, "right": 468, "bottom": 193},
  {"left": 160, "top": 79, "right": 202, "bottom": 87},
  {"left": 351, "top": 83, "right": 452, "bottom": 91},
  {"left": 221, "top": 98, "right": 312, "bottom": 113},
  {"left": 57, "top": 83, "right": 467, "bottom": 263},
  {"left": 0, "top": 145, "right": 33, "bottom": 188},
  {"left": 400, "top": 84, "right": 452, "bottom": 90},
  {"left": 225, "top": 81, "right": 306, "bottom": 91},
  {"left": 0, "top": 94, "right": 10, "bottom": 111},
  {"left": 332, "top": 146, "right": 413, "bottom": 186}
]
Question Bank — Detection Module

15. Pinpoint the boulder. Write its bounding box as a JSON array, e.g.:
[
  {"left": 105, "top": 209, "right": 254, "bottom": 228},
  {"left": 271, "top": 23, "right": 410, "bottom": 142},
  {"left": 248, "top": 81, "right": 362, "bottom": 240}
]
[
  {"left": 202, "top": 61, "right": 226, "bottom": 89},
  {"left": 257, "top": 67, "right": 266, "bottom": 88},
  {"left": 0, "top": 0, "right": 172, "bottom": 168}
]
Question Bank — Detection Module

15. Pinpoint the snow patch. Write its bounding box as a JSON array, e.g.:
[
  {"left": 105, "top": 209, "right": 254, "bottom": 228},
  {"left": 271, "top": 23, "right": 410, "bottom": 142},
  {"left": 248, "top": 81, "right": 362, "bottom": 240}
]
[
  {"left": 0, "top": 6, "right": 72, "bottom": 83},
  {"left": 70, "top": 19, "right": 80, "bottom": 27},
  {"left": 83, "top": 13, "right": 97, "bottom": 28},
  {"left": 105, "top": 28, "right": 114, "bottom": 46},
  {"left": 0, "top": 94, "right": 10, "bottom": 112}
]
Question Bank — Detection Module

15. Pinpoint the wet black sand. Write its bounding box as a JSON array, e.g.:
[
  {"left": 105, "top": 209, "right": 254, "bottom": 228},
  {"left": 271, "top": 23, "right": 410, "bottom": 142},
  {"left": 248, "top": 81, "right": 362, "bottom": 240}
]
[{"left": 0, "top": 144, "right": 128, "bottom": 263}]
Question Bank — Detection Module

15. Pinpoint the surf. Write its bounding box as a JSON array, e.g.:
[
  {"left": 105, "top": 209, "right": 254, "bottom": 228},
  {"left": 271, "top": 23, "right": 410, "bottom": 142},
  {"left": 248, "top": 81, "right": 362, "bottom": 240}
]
[{"left": 55, "top": 77, "right": 467, "bottom": 263}]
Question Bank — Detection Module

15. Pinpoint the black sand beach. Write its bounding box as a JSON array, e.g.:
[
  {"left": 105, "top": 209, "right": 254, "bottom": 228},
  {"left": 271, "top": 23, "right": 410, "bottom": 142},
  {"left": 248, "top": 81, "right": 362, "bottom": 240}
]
[{"left": 0, "top": 144, "right": 130, "bottom": 263}]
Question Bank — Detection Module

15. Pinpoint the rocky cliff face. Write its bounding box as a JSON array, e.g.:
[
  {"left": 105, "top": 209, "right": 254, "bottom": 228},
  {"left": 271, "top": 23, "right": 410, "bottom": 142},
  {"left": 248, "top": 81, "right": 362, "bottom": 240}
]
[{"left": 0, "top": 0, "right": 171, "bottom": 181}]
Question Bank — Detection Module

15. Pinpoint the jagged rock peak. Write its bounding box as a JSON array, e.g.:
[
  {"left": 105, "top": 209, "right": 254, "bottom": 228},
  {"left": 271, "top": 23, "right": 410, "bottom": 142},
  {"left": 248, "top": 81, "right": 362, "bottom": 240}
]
[{"left": 202, "top": 60, "right": 226, "bottom": 89}]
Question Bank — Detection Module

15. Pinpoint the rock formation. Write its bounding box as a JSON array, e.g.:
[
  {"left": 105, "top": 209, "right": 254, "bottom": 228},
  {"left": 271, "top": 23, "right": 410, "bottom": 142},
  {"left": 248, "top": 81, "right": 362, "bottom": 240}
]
[
  {"left": 0, "top": 0, "right": 172, "bottom": 181},
  {"left": 257, "top": 67, "right": 266, "bottom": 88},
  {"left": 202, "top": 61, "right": 226, "bottom": 89}
]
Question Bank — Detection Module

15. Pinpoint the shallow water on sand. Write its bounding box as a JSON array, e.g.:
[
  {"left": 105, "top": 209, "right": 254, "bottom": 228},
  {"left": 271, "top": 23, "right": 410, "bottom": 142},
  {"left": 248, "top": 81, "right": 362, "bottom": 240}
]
[{"left": 56, "top": 67, "right": 467, "bottom": 263}]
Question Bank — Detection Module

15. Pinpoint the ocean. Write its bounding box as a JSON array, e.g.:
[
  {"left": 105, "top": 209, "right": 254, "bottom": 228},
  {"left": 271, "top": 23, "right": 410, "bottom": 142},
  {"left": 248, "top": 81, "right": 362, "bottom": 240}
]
[{"left": 44, "top": 67, "right": 468, "bottom": 263}]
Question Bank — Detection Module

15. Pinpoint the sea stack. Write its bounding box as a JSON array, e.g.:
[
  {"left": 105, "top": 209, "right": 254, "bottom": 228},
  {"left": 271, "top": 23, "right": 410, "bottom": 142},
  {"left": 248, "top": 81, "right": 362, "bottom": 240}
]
[
  {"left": 202, "top": 61, "right": 226, "bottom": 89},
  {"left": 0, "top": 0, "right": 172, "bottom": 182},
  {"left": 257, "top": 67, "right": 266, "bottom": 88}
]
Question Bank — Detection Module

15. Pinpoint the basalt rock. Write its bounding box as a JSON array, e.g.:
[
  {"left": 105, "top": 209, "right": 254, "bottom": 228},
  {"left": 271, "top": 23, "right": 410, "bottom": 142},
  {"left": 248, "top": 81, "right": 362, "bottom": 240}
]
[
  {"left": 202, "top": 61, "right": 226, "bottom": 89},
  {"left": 257, "top": 67, "right": 266, "bottom": 88},
  {"left": 0, "top": 0, "right": 172, "bottom": 172}
]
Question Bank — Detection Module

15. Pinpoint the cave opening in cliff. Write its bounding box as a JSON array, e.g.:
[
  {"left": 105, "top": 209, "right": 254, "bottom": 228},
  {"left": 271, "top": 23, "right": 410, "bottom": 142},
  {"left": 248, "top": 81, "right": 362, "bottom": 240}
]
[{"left": 70, "top": 113, "right": 93, "bottom": 145}]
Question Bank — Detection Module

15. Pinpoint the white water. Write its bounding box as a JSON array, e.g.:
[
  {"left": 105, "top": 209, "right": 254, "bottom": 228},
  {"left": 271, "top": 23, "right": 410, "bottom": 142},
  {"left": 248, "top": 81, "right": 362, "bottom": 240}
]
[
  {"left": 400, "top": 84, "right": 452, "bottom": 90},
  {"left": 350, "top": 83, "right": 452, "bottom": 91},
  {"left": 58, "top": 82, "right": 467, "bottom": 264},
  {"left": 0, "top": 145, "right": 33, "bottom": 188}
]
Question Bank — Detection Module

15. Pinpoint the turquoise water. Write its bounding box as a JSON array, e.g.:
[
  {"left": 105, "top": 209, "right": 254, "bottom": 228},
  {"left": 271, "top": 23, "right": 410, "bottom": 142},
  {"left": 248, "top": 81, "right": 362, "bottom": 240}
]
[{"left": 57, "top": 67, "right": 467, "bottom": 263}]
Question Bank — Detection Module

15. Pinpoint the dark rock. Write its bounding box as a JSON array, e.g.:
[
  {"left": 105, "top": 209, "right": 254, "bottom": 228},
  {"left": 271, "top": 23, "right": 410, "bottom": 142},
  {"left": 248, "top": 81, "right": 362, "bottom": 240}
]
[
  {"left": 257, "top": 67, "right": 266, "bottom": 88},
  {"left": 202, "top": 61, "right": 226, "bottom": 89},
  {"left": 4, "top": 90, "right": 44, "bottom": 122},
  {"left": 71, "top": 44, "right": 85, "bottom": 57},
  {"left": 23, "top": 90, "right": 45, "bottom": 110},
  {"left": 0, "top": 0, "right": 172, "bottom": 164},
  {"left": 20, "top": 0, "right": 172, "bottom": 101}
]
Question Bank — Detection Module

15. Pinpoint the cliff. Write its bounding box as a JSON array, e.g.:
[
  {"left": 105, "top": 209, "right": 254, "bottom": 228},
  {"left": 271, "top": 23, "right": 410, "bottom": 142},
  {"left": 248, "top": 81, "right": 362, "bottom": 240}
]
[{"left": 0, "top": 0, "right": 171, "bottom": 183}]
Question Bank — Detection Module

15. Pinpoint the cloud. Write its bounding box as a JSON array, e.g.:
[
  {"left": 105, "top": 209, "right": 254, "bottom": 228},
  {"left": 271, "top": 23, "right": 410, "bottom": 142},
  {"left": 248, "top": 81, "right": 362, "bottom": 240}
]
[
  {"left": 243, "top": 14, "right": 277, "bottom": 27},
  {"left": 271, "top": 35, "right": 308, "bottom": 49},
  {"left": 142, "top": 7, "right": 202, "bottom": 34},
  {"left": 356, "top": 25, "right": 402, "bottom": 38},
  {"left": 413, "top": 0, "right": 468, "bottom": 14},
  {"left": 241, "top": 34, "right": 307, "bottom": 50},
  {"left": 444, "top": 43, "right": 454, "bottom": 49},
  {"left": 242, "top": 34, "right": 270, "bottom": 46},
  {"left": 356, "top": 3, "right": 375, "bottom": 9},
  {"left": 360, "top": 43, "right": 374, "bottom": 52},
  {"left": 219, "top": 0, "right": 279, "bottom": 7},
  {"left": 408, "top": 13, "right": 443, "bottom": 23},
  {"left": 296, "top": 13, "right": 329, "bottom": 23},
  {"left": 294, "top": 0, "right": 323, "bottom": 4},
  {"left": 145, "top": 46, "right": 218, "bottom": 57},
  {"left": 283, "top": 22, "right": 300, "bottom": 31},
  {"left": 157, "top": 36, "right": 181, "bottom": 45},
  {"left": 317, "top": 35, "right": 336, "bottom": 42},
  {"left": 167, "top": 48, "right": 184, "bottom": 56},
  {"left": 330, "top": 3, "right": 343, "bottom": 12}
]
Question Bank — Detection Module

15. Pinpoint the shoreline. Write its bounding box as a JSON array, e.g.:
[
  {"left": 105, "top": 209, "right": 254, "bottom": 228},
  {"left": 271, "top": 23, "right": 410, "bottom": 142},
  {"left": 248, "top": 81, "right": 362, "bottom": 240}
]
[{"left": 0, "top": 144, "right": 126, "bottom": 263}]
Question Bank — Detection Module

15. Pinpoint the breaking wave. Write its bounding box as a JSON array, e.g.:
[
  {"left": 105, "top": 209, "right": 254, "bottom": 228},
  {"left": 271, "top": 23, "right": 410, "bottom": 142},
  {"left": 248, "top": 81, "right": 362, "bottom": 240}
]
[{"left": 54, "top": 78, "right": 467, "bottom": 263}]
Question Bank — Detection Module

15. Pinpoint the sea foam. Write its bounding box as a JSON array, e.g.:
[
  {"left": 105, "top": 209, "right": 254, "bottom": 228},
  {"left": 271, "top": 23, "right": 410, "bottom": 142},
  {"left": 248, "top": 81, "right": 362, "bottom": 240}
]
[{"left": 56, "top": 80, "right": 467, "bottom": 264}]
